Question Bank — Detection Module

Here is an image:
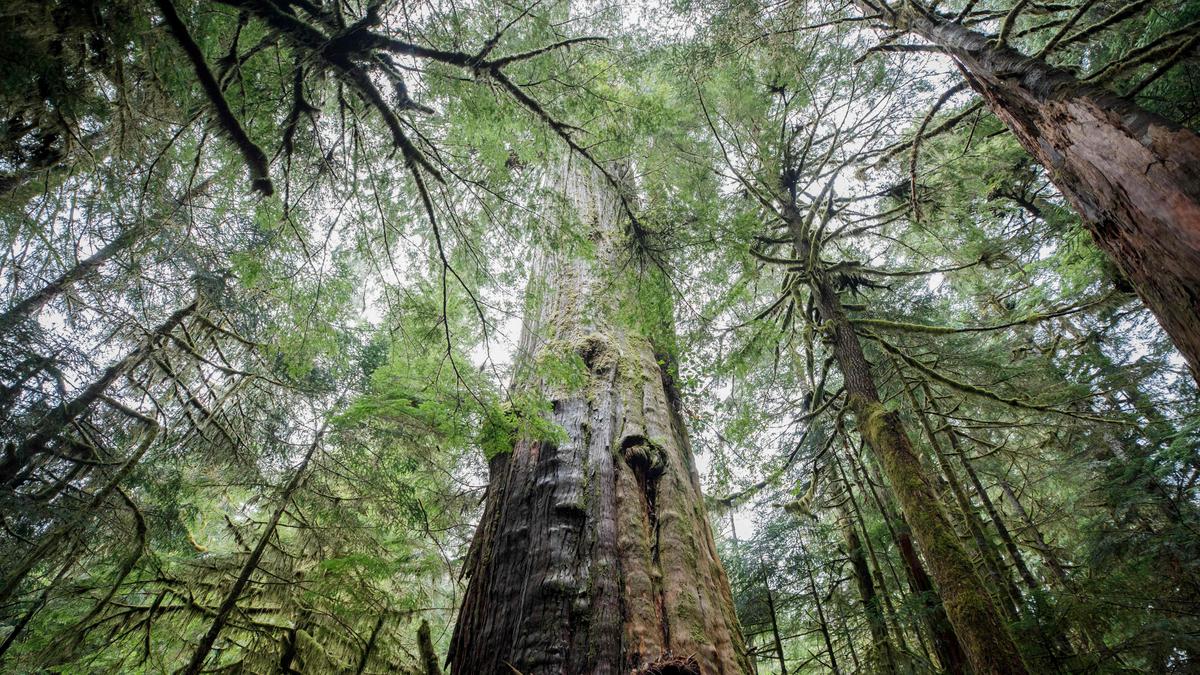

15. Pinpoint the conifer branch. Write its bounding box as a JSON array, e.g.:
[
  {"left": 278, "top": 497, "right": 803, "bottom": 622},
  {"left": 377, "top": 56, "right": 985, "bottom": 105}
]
[
  {"left": 849, "top": 293, "right": 1112, "bottom": 334},
  {"left": 155, "top": 0, "right": 273, "bottom": 196},
  {"left": 869, "top": 334, "right": 1129, "bottom": 424}
]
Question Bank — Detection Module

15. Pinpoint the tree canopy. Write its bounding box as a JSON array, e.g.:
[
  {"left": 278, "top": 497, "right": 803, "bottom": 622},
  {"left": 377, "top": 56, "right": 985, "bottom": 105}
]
[{"left": 1, "top": 0, "right": 1198, "bottom": 671}]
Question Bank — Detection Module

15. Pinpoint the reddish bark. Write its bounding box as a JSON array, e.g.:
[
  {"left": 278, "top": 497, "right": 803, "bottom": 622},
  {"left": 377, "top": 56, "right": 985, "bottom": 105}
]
[{"left": 881, "top": 2, "right": 1200, "bottom": 383}]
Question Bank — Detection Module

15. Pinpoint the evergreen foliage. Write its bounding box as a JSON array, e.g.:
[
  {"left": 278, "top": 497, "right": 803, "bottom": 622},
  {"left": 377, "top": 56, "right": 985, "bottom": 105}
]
[{"left": 0, "top": 0, "right": 1197, "bottom": 671}]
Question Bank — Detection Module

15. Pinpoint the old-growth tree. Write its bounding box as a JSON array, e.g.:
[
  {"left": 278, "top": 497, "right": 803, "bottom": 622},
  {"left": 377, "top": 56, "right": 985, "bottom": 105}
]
[
  {"left": 450, "top": 157, "right": 750, "bottom": 674},
  {"left": 836, "top": 0, "right": 1200, "bottom": 382}
]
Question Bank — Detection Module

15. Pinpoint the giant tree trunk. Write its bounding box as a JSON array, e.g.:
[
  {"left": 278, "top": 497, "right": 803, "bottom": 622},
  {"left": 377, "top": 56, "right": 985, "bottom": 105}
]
[
  {"left": 449, "top": 160, "right": 750, "bottom": 674},
  {"left": 806, "top": 268, "right": 1029, "bottom": 675},
  {"left": 876, "top": 1, "right": 1200, "bottom": 384}
]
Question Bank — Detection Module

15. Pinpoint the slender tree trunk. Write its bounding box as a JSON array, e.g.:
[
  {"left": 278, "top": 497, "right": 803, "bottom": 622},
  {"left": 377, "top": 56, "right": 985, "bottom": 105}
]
[
  {"left": 804, "top": 554, "right": 840, "bottom": 674},
  {"left": 835, "top": 595, "right": 861, "bottom": 673},
  {"left": 943, "top": 428, "right": 1039, "bottom": 592},
  {"left": 1000, "top": 480, "right": 1068, "bottom": 588},
  {"left": 0, "top": 423, "right": 158, "bottom": 608},
  {"left": 448, "top": 159, "right": 749, "bottom": 674},
  {"left": 999, "top": 478, "right": 1116, "bottom": 665},
  {"left": 0, "top": 354, "right": 56, "bottom": 416},
  {"left": 278, "top": 610, "right": 311, "bottom": 674},
  {"left": 355, "top": 614, "right": 386, "bottom": 675},
  {"left": 834, "top": 452, "right": 913, "bottom": 664},
  {"left": 935, "top": 424, "right": 1078, "bottom": 669},
  {"left": 902, "top": 376, "right": 1024, "bottom": 623},
  {"left": 0, "top": 177, "right": 206, "bottom": 339},
  {"left": 1063, "top": 318, "right": 1199, "bottom": 528},
  {"left": 54, "top": 488, "right": 147, "bottom": 662},
  {"left": 417, "top": 619, "right": 442, "bottom": 675},
  {"left": 918, "top": 383, "right": 1038, "bottom": 589},
  {"left": 844, "top": 440, "right": 968, "bottom": 674},
  {"left": 181, "top": 420, "right": 326, "bottom": 675},
  {"left": 803, "top": 262, "right": 1028, "bottom": 674},
  {"left": 872, "top": 0, "right": 1200, "bottom": 384},
  {"left": 838, "top": 501, "right": 895, "bottom": 672},
  {"left": 763, "top": 582, "right": 789, "bottom": 675},
  {"left": 0, "top": 543, "right": 81, "bottom": 662}
]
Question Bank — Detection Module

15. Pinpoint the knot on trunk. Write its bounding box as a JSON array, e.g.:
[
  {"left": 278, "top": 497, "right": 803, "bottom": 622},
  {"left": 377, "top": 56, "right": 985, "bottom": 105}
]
[
  {"left": 620, "top": 435, "right": 666, "bottom": 480},
  {"left": 577, "top": 332, "right": 617, "bottom": 372},
  {"left": 621, "top": 436, "right": 667, "bottom": 539}
]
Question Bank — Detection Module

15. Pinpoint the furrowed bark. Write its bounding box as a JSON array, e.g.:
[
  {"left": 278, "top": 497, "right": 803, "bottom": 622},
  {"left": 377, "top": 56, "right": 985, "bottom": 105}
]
[
  {"left": 876, "top": 1, "right": 1200, "bottom": 384},
  {"left": 449, "top": 159, "right": 749, "bottom": 674}
]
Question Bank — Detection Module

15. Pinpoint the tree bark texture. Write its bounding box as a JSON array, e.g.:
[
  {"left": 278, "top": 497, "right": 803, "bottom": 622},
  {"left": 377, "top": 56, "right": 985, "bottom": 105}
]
[
  {"left": 884, "top": 2, "right": 1200, "bottom": 384},
  {"left": 449, "top": 159, "right": 750, "bottom": 674},
  {"left": 807, "top": 269, "right": 1029, "bottom": 675}
]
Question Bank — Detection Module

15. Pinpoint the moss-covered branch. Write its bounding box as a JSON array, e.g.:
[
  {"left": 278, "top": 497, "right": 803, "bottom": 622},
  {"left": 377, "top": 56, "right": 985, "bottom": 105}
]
[
  {"left": 155, "top": 0, "right": 273, "bottom": 196},
  {"left": 850, "top": 293, "right": 1111, "bottom": 334},
  {"left": 869, "top": 334, "right": 1127, "bottom": 424}
]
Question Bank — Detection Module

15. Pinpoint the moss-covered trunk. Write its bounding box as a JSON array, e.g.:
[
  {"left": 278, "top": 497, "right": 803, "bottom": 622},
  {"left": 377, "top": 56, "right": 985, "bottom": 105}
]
[
  {"left": 902, "top": 378, "right": 1024, "bottom": 623},
  {"left": 808, "top": 271, "right": 1029, "bottom": 675},
  {"left": 448, "top": 160, "right": 750, "bottom": 674},
  {"left": 878, "top": 2, "right": 1200, "bottom": 385},
  {"left": 844, "top": 438, "right": 969, "bottom": 674}
]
